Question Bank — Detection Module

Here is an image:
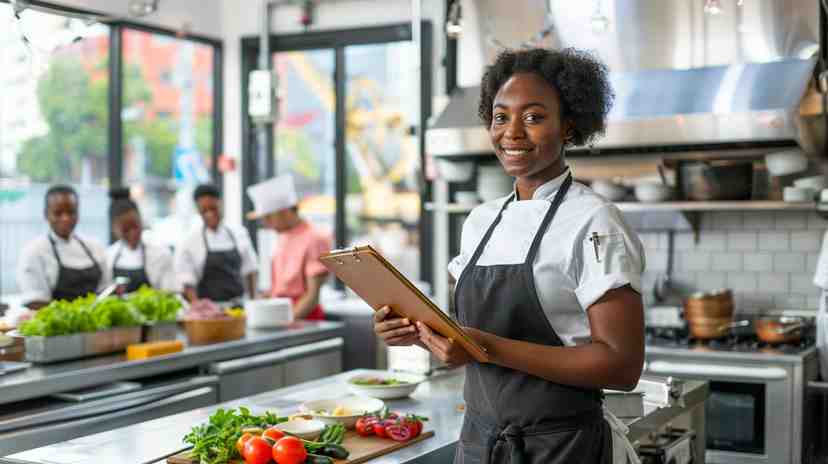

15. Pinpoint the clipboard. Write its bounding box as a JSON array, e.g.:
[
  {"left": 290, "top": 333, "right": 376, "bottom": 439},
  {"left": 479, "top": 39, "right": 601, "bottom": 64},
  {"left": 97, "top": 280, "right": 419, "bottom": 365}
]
[{"left": 320, "top": 246, "right": 489, "bottom": 363}]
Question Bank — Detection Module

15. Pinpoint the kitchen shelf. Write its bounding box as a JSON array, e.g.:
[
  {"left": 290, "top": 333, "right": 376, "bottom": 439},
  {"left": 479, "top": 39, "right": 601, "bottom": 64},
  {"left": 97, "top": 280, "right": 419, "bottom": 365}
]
[
  {"left": 424, "top": 202, "right": 478, "bottom": 213},
  {"left": 616, "top": 201, "right": 815, "bottom": 212}
]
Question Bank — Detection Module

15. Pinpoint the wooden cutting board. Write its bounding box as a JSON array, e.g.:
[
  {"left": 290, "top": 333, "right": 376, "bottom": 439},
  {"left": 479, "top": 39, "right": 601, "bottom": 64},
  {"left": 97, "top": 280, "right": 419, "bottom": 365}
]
[{"left": 167, "top": 430, "right": 435, "bottom": 464}]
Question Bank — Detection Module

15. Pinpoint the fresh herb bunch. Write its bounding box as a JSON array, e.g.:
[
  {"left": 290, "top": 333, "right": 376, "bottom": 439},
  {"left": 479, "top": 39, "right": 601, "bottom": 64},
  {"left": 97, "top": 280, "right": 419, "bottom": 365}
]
[
  {"left": 19, "top": 294, "right": 145, "bottom": 337},
  {"left": 127, "top": 285, "right": 182, "bottom": 322},
  {"left": 183, "top": 407, "right": 286, "bottom": 464}
]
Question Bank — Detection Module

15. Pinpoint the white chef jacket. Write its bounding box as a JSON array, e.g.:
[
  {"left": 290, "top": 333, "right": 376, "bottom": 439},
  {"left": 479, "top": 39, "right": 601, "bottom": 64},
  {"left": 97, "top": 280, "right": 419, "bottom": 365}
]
[
  {"left": 448, "top": 168, "right": 645, "bottom": 346},
  {"left": 814, "top": 231, "right": 828, "bottom": 290},
  {"left": 173, "top": 223, "right": 259, "bottom": 290},
  {"left": 16, "top": 231, "right": 111, "bottom": 304},
  {"left": 106, "top": 239, "right": 177, "bottom": 292}
]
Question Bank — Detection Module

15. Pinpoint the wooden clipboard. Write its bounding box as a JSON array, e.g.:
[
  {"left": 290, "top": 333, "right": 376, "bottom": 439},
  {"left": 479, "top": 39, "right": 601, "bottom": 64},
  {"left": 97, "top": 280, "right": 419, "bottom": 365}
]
[{"left": 320, "top": 246, "right": 489, "bottom": 363}]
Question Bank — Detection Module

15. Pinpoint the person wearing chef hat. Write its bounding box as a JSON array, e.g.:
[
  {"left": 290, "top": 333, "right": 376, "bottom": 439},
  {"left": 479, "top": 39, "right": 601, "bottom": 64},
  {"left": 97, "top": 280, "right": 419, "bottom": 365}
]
[{"left": 247, "top": 174, "right": 332, "bottom": 320}]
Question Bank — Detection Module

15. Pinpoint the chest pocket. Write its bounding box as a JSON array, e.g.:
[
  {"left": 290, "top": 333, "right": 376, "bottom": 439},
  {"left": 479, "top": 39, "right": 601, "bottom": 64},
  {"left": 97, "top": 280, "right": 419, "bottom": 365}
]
[{"left": 584, "top": 232, "right": 631, "bottom": 275}]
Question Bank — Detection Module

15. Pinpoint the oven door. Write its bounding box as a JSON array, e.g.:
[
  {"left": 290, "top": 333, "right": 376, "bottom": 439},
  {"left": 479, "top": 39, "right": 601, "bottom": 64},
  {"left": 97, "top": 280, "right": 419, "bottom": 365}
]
[{"left": 647, "top": 361, "right": 792, "bottom": 464}]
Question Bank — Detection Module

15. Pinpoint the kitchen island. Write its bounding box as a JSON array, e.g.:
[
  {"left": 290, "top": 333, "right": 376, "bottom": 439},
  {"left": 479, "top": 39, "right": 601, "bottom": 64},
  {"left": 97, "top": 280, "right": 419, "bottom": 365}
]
[{"left": 2, "top": 368, "right": 708, "bottom": 464}]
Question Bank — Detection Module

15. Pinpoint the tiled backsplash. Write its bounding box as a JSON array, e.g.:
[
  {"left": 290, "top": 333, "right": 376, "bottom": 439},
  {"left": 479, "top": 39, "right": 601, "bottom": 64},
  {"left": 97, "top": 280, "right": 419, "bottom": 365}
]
[{"left": 638, "top": 211, "right": 826, "bottom": 313}]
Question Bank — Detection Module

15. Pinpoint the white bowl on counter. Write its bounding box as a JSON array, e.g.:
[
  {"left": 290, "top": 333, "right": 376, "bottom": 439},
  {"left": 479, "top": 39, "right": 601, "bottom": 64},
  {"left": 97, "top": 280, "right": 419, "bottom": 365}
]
[
  {"left": 765, "top": 150, "right": 808, "bottom": 177},
  {"left": 634, "top": 182, "right": 673, "bottom": 203},
  {"left": 273, "top": 418, "right": 326, "bottom": 440},
  {"left": 244, "top": 297, "right": 293, "bottom": 328},
  {"left": 435, "top": 159, "right": 474, "bottom": 182},
  {"left": 300, "top": 396, "right": 385, "bottom": 429},
  {"left": 793, "top": 175, "right": 827, "bottom": 191},
  {"left": 346, "top": 371, "right": 426, "bottom": 399},
  {"left": 783, "top": 186, "right": 815, "bottom": 202}
]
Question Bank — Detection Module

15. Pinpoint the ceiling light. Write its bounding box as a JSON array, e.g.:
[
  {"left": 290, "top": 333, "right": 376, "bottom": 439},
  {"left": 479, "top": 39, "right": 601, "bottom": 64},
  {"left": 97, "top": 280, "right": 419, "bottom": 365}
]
[
  {"left": 129, "top": 0, "right": 158, "bottom": 17},
  {"left": 590, "top": 0, "right": 610, "bottom": 34},
  {"left": 704, "top": 0, "right": 723, "bottom": 15}
]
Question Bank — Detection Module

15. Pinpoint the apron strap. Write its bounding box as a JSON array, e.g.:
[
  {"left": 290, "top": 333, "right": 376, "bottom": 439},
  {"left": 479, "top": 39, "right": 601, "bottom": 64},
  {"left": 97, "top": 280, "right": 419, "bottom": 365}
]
[
  {"left": 524, "top": 172, "right": 572, "bottom": 267},
  {"left": 48, "top": 235, "right": 64, "bottom": 267},
  {"left": 464, "top": 193, "right": 515, "bottom": 270},
  {"left": 74, "top": 236, "right": 102, "bottom": 275}
]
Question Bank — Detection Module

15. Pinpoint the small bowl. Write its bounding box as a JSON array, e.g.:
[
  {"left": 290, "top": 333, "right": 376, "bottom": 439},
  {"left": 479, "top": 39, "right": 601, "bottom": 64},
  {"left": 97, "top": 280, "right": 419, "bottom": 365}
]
[
  {"left": 346, "top": 371, "right": 426, "bottom": 399},
  {"left": 591, "top": 180, "right": 629, "bottom": 201},
  {"left": 820, "top": 188, "right": 828, "bottom": 203},
  {"left": 783, "top": 186, "right": 815, "bottom": 202},
  {"left": 244, "top": 298, "right": 293, "bottom": 329},
  {"left": 273, "top": 418, "right": 326, "bottom": 440},
  {"left": 634, "top": 182, "right": 673, "bottom": 203},
  {"left": 300, "top": 396, "right": 385, "bottom": 429},
  {"left": 765, "top": 150, "right": 808, "bottom": 177},
  {"left": 436, "top": 159, "right": 474, "bottom": 182},
  {"left": 793, "top": 175, "right": 827, "bottom": 191}
]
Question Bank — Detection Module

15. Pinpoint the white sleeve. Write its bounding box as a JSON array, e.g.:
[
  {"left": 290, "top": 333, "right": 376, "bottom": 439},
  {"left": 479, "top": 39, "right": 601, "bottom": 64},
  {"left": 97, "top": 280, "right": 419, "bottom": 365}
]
[
  {"left": 571, "top": 204, "right": 645, "bottom": 311},
  {"left": 236, "top": 227, "right": 259, "bottom": 277},
  {"left": 89, "top": 239, "right": 111, "bottom": 292},
  {"left": 448, "top": 212, "right": 476, "bottom": 282},
  {"left": 16, "top": 240, "right": 53, "bottom": 304},
  {"left": 149, "top": 244, "right": 177, "bottom": 292},
  {"left": 174, "top": 237, "right": 200, "bottom": 289},
  {"left": 814, "top": 230, "right": 828, "bottom": 290}
]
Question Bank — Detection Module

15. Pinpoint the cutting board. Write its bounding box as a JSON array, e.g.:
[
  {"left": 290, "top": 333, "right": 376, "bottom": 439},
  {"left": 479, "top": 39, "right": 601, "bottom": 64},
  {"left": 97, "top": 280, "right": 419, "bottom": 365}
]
[{"left": 167, "top": 430, "right": 435, "bottom": 464}]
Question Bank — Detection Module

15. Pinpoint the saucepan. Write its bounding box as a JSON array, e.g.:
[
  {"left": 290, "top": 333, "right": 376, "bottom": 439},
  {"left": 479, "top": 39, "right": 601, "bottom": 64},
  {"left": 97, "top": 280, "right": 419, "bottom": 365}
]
[
  {"left": 687, "top": 317, "right": 750, "bottom": 340},
  {"left": 754, "top": 316, "right": 805, "bottom": 344}
]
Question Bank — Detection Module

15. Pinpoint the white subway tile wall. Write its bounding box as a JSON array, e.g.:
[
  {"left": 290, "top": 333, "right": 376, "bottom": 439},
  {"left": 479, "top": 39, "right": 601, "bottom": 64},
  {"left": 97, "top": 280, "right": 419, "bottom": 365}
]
[{"left": 636, "top": 211, "right": 826, "bottom": 313}]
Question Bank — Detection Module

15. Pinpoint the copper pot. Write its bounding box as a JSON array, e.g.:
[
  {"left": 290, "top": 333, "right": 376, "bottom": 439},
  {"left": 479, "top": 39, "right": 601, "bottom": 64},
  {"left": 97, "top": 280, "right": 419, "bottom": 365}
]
[
  {"left": 755, "top": 316, "right": 804, "bottom": 344},
  {"left": 684, "top": 289, "right": 734, "bottom": 320},
  {"left": 688, "top": 317, "right": 748, "bottom": 340}
]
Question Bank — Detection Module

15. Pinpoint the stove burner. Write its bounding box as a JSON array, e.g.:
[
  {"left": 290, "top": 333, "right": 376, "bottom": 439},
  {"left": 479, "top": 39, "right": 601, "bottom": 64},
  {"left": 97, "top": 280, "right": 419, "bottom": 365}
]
[{"left": 645, "top": 327, "right": 816, "bottom": 354}]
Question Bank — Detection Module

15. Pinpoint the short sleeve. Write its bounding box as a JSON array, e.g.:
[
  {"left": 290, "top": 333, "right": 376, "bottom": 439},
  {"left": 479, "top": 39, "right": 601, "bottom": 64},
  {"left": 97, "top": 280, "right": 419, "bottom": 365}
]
[
  {"left": 304, "top": 231, "right": 333, "bottom": 278},
  {"left": 16, "top": 240, "right": 52, "bottom": 304},
  {"left": 572, "top": 204, "right": 645, "bottom": 310},
  {"left": 448, "top": 253, "right": 468, "bottom": 282},
  {"left": 814, "top": 230, "right": 828, "bottom": 289},
  {"left": 174, "top": 236, "right": 200, "bottom": 289}
]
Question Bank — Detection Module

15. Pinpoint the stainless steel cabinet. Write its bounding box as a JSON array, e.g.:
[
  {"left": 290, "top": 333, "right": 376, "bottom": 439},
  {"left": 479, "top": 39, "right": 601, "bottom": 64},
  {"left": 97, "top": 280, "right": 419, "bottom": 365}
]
[{"left": 210, "top": 338, "right": 343, "bottom": 402}]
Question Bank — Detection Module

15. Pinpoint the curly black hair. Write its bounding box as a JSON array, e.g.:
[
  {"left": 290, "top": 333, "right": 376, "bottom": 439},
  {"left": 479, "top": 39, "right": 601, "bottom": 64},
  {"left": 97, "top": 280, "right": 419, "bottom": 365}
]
[{"left": 478, "top": 48, "right": 614, "bottom": 147}]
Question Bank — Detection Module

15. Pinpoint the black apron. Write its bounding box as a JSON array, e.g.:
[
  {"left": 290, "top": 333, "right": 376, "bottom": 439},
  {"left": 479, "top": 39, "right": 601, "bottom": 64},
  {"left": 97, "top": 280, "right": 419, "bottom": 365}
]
[
  {"left": 453, "top": 174, "right": 612, "bottom": 464},
  {"left": 196, "top": 227, "right": 245, "bottom": 303},
  {"left": 112, "top": 241, "right": 151, "bottom": 293},
  {"left": 49, "top": 235, "right": 103, "bottom": 301}
]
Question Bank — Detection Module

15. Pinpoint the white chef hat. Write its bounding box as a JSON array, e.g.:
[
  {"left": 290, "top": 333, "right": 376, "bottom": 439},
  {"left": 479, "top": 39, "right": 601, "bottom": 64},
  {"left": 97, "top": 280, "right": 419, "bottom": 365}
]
[{"left": 246, "top": 174, "right": 299, "bottom": 220}]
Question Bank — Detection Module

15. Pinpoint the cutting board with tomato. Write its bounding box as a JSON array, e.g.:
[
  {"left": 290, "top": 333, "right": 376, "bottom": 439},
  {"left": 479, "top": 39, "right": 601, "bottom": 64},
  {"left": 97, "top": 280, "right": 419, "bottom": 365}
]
[{"left": 167, "top": 429, "right": 434, "bottom": 464}]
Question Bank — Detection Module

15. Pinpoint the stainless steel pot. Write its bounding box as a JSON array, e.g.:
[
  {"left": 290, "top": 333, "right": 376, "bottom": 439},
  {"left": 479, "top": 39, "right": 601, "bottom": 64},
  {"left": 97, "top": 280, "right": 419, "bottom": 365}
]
[{"left": 679, "top": 160, "right": 755, "bottom": 201}]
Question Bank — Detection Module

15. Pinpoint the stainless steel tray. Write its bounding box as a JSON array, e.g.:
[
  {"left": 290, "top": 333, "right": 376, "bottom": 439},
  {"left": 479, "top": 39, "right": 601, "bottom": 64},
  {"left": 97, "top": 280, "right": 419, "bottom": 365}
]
[
  {"left": 141, "top": 321, "right": 178, "bottom": 342},
  {"left": 604, "top": 390, "right": 645, "bottom": 418},
  {"left": 52, "top": 381, "right": 142, "bottom": 402},
  {"left": 0, "top": 361, "right": 31, "bottom": 375},
  {"left": 24, "top": 326, "right": 142, "bottom": 363}
]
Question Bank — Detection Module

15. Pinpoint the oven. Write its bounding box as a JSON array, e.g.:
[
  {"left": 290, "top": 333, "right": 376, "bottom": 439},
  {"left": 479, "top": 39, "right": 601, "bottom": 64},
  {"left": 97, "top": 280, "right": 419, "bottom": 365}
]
[{"left": 646, "top": 350, "right": 818, "bottom": 464}]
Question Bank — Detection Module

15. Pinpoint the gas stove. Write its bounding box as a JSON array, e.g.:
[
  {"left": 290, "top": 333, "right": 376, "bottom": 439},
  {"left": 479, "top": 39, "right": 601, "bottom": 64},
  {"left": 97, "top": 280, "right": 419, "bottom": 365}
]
[{"left": 645, "top": 327, "right": 817, "bottom": 357}]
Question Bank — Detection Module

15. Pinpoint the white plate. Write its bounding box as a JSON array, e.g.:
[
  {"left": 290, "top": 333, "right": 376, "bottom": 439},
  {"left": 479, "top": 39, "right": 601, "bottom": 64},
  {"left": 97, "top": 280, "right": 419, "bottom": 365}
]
[
  {"left": 346, "top": 371, "right": 426, "bottom": 399},
  {"left": 300, "top": 396, "right": 385, "bottom": 429},
  {"left": 273, "top": 418, "right": 326, "bottom": 440}
]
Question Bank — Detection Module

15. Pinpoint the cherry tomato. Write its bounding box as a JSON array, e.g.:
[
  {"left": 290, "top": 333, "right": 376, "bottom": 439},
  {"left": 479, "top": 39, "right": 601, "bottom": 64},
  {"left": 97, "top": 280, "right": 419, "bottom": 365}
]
[
  {"left": 385, "top": 422, "right": 414, "bottom": 442},
  {"left": 243, "top": 436, "right": 272, "bottom": 464},
  {"left": 263, "top": 427, "right": 285, "bottom": 442},
  {"left": 355, "top": 416, "right": 376, "bottom": 436},
  {"left": 272, "top": 436, "right": 307, "bottom": 464},
  {"left": 236, "top": 432, "right": 254, "bottom": 458}
]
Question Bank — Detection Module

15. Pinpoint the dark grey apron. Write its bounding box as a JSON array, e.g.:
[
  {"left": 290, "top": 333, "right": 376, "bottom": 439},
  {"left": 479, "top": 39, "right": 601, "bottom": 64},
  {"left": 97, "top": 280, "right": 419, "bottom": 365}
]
[
  {"left": 49, "top": 235, "right": 102, "bottom": 301},
  {"left": 196, "top": 227, "right": 245, "bottom": 303},
  {"left": 454, "top": 173, "right": 612, "bottom": 464},
  {"left": 112, "top": 241, "right": 151, "bottom": 293}
]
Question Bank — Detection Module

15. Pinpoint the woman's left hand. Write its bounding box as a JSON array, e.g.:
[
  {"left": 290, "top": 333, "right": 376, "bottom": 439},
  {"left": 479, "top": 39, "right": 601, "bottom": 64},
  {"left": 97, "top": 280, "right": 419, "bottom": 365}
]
[{"left": 417, "top": 322, "right": 493, "bottom": 367}]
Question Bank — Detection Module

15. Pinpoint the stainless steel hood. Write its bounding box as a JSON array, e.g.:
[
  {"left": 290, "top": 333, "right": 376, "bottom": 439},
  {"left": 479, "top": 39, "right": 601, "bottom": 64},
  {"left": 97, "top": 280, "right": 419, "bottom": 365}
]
[{"left": 429, "top": 0, "right": 824, "bottom": 158}]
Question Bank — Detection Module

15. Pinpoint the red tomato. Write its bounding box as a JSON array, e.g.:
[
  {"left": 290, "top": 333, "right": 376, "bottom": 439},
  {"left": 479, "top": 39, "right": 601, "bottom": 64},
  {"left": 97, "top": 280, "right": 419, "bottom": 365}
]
[
  {"left": 272, "top": 436, "right": 307, "bottom": 464},
  {"left": 236, "top": 432, "right": 254, "bottom": 458},
  {"left": 405, "top": 419, "right": 422, "bottom": 437},
  {"left": 263, "top": 427, "right": 285, "bottom": 442},
  {"left": 373, "top": 420, "right": 389, "bottom": 439},
  {"left": 355, "top": 416, "right": 376, "bottom": 436},
  {"left": 243, "top": 437, "right": 272, "bottom": 464},
  {"left": 385, "top": 422, "right": 414, "bottom": 442}
]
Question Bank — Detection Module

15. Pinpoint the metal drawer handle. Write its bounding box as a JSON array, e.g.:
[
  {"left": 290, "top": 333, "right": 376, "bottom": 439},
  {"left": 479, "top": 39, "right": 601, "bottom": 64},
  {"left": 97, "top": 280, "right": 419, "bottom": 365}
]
[{"left": 647, "top": 361, "right": 788, "bottom": 380}]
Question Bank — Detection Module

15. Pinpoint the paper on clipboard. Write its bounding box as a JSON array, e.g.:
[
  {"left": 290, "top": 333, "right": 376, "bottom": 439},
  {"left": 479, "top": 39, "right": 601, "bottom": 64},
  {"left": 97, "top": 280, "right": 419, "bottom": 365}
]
[{"left": 319, "top": 246, "right": 490, "bottom": 363}]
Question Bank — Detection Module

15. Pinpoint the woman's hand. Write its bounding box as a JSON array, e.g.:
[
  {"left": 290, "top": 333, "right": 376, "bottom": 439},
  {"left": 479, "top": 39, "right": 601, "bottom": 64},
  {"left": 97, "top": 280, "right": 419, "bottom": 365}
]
[
  {"left": 417, "top": 322, "right": 486, "bottom": 367},
  {"left": 373, "top": 306, "right": 418, "bottom": 346}
]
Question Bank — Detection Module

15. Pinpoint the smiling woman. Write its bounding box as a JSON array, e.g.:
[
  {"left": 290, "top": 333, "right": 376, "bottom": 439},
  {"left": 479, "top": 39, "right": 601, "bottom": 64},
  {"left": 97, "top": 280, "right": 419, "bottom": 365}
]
[{"left": 375, "top": 48, "right": 645, "bottom": 464}]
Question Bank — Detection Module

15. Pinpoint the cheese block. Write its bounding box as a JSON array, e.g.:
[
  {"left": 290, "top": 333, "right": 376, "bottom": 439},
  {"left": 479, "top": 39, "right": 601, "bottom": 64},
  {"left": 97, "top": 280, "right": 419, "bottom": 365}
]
[{"left": 127, "top": 340, "right": 184, "bottom": 360}]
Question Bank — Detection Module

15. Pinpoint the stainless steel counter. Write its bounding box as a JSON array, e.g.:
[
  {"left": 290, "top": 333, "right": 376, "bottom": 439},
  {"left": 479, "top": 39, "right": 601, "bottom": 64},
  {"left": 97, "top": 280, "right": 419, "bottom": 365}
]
[
  {"left": 2, "top": 369, "right": 708, "bottom": 464},
  {"left": 0, "top": 321, "right": 344, "bottom": 405}
]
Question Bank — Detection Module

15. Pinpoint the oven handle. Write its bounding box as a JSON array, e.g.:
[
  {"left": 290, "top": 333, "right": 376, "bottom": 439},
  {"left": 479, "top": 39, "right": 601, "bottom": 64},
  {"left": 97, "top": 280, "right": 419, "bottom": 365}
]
[{"left": 647, "top": 361, "right": 788, "bottom": 380}]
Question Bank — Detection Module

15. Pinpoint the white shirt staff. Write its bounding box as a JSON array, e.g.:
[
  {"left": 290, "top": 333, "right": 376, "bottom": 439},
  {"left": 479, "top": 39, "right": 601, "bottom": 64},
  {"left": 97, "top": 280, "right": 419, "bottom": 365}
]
[{"left": 106, "top": 239, "right": 176, "bottom": 292}]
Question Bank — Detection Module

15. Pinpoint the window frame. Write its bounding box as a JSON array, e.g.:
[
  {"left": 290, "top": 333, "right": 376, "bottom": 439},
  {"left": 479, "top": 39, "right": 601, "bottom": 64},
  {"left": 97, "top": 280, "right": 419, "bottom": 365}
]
[{"left": 240, "top": 22, "right": 434, "bottom": 286}]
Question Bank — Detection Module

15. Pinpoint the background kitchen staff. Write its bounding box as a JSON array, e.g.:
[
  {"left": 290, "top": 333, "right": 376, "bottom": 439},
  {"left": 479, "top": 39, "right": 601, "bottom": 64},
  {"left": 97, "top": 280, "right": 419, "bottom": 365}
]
[
  {"left": 247, "top": 174, "right": 332, "bottom": 320},
  {"left": 107, "top": 188, "right": 176, "bottom": 293},
  {"left": 17, "top": 184, "right": 110, "bottom": 309},
  {"left": 375, "top": 48, "right": 645, "bottom": 464},
  {"left": 174, "top": 184, "right": 258, "bottom": 304}
]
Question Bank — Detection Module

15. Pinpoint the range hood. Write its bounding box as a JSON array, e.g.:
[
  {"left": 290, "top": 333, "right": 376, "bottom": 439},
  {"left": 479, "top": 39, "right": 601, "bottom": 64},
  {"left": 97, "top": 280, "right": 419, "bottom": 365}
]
[{"left": 427, "top": 58, "right": 820, "bottom": 157}]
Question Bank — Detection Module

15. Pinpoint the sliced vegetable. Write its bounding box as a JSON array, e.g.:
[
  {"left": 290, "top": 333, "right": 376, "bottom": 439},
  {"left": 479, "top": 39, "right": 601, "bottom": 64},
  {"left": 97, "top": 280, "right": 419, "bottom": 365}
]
[
  {"left": 350, "top": 376, "right": 411, "bottom": 386},
  {"left": 385, "top": 422, "right": 414, "bottom": 442},
  {"left": 355, "top": 416, "right": 377, "bottom": 437}
]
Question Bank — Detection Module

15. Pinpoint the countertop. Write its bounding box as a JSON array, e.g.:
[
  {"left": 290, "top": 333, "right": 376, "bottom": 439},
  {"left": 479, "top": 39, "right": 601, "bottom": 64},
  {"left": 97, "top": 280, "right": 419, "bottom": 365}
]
[
  {"left": 0, "top": 321, "right": 345, "bottom": 406},
  {"left": 2, "top": 369, "right": 708, "bottom": 464}
]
